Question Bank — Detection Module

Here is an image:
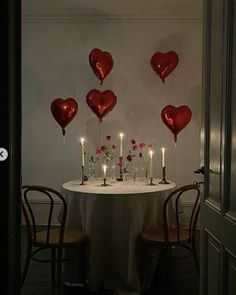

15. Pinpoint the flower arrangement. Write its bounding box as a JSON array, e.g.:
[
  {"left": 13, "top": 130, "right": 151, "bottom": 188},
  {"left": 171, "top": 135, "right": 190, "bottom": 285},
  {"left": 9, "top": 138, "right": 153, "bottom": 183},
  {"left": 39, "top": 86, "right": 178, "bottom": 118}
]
[
  {"left": 84, "top": 135, "right": 153, "bottom": 181},
  {"left": 124, "top": 138, "right": 153, "bottom": 180},
  {"left": 96, "top": 135, "right": 117, "bottom": 163},
  {"left": 85, "top": 136, "right": 117, "bottom": 164},
  {"left": 84, "top": 136, "right": 117, "bottom": 179}
]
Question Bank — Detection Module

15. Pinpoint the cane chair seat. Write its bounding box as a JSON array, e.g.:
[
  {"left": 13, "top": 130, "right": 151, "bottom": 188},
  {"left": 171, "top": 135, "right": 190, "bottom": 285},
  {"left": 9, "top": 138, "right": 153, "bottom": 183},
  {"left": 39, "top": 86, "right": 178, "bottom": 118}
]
[
  {"left": 35, "top": 228, "right": 86, "bottom": 246},
  {"left": 142, "top": 227, "right": 190, "bottom": 244},
  {"left": 141, "top": 183, "right": 201, "bottom": 281}
]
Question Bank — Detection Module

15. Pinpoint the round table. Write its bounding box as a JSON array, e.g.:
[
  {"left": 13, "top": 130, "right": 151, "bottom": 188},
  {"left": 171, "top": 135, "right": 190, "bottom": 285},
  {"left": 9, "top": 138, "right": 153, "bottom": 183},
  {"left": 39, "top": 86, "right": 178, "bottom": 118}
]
[{"left": 62, "top": 179, "right": 176, "bottom": 294}]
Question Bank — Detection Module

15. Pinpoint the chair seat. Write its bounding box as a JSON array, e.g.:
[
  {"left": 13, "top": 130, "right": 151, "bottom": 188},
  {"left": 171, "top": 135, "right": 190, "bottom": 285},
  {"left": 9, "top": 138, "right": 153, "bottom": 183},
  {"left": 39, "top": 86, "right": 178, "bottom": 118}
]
[
  {"left": 35, "top": 228, "right": 87, "bottom": 246},
  {"left": 141, "top": 227, "right": 190, "bottom": 244}
]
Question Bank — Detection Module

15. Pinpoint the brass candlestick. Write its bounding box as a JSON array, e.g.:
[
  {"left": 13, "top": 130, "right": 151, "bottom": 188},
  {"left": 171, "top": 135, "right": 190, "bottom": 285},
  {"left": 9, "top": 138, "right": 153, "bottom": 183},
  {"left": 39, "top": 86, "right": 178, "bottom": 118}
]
[
  {"left": 159, "top": 167, "right": 169, "bottom": 184},
  {"left": 101, "top": 177, "right": 107, "bottom": 186},
  {"left": 116, "top": 157, "right": 123, "bottom": 181},
  {"left": 80, "top": 166, "right": 85, "bottom": 185}
]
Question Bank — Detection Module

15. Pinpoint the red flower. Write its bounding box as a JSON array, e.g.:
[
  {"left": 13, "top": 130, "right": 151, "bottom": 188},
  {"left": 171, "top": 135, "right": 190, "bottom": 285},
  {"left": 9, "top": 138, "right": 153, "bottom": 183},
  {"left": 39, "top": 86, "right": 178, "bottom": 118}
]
[
  {"left": 139, "top": 152, "right": 143, "bottom": 157},
  {"left": 106, "top": 136, "right": 111, "bottom": 141},
  {"left": 112, "top": 144, "right": 116, "bottom": 149},
  {"left": 139, "top": 143, "right": 146, "bottom": 149},
  {"left": 96, "top": 149, "right": 101, "bottom": 155},
  {"left": 100, "top": 145, "right": 106, "bottom": 151},
  {"left": 132, "top": 145, "right": 138, "bottom": 151},
  {"left": 131, "top": 138, "right": 136, "bottom": 145},
  {"left": 126, "top": 155, "right": 132, "bottom": 161},
  {"left": 117, "top": 161, "right": 122, "bottom": 168},
  {"left": 147, "top": 144, "right": 153, "bottom": 149}
]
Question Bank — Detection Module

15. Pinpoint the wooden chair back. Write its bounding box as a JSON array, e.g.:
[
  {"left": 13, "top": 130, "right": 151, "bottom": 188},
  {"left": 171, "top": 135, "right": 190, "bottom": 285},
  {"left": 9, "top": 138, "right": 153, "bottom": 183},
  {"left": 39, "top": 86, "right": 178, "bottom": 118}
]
[
  {"left": 22, "top": 185, "right": 67, "bottom": 247},
  {"left": 163, "top": 184, "right": 200, "bottom": 244}
]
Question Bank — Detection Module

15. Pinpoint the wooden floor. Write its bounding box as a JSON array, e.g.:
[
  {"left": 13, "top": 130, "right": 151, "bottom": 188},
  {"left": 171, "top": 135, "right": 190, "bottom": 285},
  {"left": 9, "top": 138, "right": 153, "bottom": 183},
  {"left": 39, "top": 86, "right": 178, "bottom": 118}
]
[{"left": 21, "top": 226, "right": 199, "bottom": 295}]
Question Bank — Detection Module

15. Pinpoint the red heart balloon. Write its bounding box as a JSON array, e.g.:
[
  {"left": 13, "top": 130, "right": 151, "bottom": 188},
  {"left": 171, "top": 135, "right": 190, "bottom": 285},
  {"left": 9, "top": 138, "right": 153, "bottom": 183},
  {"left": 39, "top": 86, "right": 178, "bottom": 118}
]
[
  {"left": 151, "top": 51, "right": 179, "bottom": 83},
  {"left": 51, "top": 98, "right": 78, "bottom": 135},
  {"left": 161, "top": 105, "right": 192, "bottom": 142},
  {"left": 89, "top": 48, "right": 113, "bottom": 85},
  {"left": 86, "top": 89, "right": 117, "bottom": 122}
]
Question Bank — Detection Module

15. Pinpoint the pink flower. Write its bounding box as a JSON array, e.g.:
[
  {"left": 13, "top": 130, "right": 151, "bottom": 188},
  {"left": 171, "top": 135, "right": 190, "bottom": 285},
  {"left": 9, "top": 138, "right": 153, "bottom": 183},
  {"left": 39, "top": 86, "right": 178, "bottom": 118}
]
[
  {"left": 126, "top": 155, "right": 132, "bottom": 161},
  {"left": 112, "top": 144, "right": 116, "bottom": 149},
  {"left": 117, "top": 161, "right": 123, "bottom": 168},
  {"left": 131, "top": 138, "right": 136, "bottom": 145},
  {"left": 139, "top": 152, "right": 143, "bottom": 157},
  {"left": 139, "top": 143, "right": 146, "bottom": 149},
  {"left": 96, "top": 149, "right": 101, "bottom": 155},
  {"left": 132, "top": 145, "right": 138, "bottom": 151},
  {"left": 147, "top": 144, "right": 153, "bottom": 149},
  {"left": 106, "top": 135, "right": 111, "bottom": 141},
  {"left": 100, "top": 145, "right": 106, "bottom": 151}
]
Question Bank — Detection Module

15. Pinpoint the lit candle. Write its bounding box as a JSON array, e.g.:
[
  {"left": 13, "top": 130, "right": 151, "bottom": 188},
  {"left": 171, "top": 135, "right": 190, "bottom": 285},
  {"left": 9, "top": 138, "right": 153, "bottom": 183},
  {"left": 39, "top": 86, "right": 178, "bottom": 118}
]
[
  {"left": 80, "top": 138, "right": 85, "bottom": 167},
  {"left": 103, "top": 164, "right": 107, "bottom": 179},
  {"left": 119, "top": 133, "right": 124, "bottom": 157},
  {"left": 149, "top": 150, "right": 153, "bottom": 178},
  {"left": 161, "top": 148, "right": 166, "bottom": 167}
]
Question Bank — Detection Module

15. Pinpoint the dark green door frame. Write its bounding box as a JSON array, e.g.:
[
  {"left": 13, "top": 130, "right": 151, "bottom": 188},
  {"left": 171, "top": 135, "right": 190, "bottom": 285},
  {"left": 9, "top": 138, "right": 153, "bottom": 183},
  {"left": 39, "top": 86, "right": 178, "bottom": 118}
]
[{"left": 0, "top": 1, "right": 21, "bottom": 294}]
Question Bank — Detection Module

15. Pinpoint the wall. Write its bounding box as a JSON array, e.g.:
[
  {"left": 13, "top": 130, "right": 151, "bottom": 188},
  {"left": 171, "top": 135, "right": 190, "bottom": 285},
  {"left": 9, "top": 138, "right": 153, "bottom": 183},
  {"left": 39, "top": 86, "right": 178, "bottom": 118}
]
[{"left": 22, "top": 6, "right": 203, "bottom": 221}]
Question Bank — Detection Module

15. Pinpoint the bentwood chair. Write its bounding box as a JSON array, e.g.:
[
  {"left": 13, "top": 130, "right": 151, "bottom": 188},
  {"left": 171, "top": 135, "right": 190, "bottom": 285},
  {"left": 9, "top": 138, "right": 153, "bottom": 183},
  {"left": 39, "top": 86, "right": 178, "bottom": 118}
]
[
  {"left": 141, "top": 184, "right": 200, "bottom": 283},
  {"left": 21, "top": 185, "right": 87, "bottom": 288}
]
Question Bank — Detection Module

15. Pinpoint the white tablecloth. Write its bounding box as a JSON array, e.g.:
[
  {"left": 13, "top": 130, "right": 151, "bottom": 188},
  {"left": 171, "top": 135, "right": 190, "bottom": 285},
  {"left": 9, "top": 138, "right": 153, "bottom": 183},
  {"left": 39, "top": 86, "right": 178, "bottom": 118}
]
[{"left": 62, "top": 179, "right": 176, "bottom": 293}]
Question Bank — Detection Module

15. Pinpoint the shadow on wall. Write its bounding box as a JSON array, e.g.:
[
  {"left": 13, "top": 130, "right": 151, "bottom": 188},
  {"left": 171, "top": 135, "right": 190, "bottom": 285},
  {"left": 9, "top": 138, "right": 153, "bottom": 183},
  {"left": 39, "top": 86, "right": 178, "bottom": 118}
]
[{"left": 154, "top": 33, "right": 191, "bottom": 58}]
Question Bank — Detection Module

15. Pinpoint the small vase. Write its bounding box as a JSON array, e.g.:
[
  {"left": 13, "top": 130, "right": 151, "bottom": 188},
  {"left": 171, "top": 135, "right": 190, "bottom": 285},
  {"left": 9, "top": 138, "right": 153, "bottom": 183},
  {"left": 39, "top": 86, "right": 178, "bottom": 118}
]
[
  {"left": 123, "top": 160, "right": 130, "bottom": 182},
  {"left": 109, "top": 160, "right": 116, "bottom": 183},
  {"left": 88, "top": 162, "right": 96, "bottom": 181},
  {"left": 137, "top": 158, "right": 149, "bottom": 182}
]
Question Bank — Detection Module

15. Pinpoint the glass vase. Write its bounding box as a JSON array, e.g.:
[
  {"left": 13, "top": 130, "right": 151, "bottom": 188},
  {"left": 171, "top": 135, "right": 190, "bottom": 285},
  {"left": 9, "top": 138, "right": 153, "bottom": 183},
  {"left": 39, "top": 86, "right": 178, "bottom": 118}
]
[
  {"left": 109, "top": 159, "right": 116, "bottom": 183},
  {"left": 88, "top": 162, "right": 96, "bottom": 181},
  {"left": 137, "top": 158, "right": 149, "bottom": 182}
]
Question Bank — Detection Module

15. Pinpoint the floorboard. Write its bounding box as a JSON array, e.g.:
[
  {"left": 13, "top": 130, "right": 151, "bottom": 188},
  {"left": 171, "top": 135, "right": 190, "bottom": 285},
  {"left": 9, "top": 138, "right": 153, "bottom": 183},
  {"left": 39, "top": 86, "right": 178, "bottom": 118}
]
[{"left": 21, "top": 226, "right": 199, "bottom": 295}]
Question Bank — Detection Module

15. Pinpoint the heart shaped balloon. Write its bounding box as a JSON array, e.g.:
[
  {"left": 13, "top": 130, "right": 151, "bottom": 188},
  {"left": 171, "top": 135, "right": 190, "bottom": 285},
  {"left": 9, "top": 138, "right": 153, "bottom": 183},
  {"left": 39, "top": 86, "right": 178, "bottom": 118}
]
[
  {"left": 161, "top": 105, "right": 192, "bottom": 142},
  {"left": 86, "top": 89, "right": 117, "bottom": 122},
  {"left": 151, "top": 51, "right": 179, "bottom": 83},
  {"left": 89, "top": 48, "right": 113, "bottom": 85},
  {"left": 51, "top": 98, "right": 78, "bottom": 135}
]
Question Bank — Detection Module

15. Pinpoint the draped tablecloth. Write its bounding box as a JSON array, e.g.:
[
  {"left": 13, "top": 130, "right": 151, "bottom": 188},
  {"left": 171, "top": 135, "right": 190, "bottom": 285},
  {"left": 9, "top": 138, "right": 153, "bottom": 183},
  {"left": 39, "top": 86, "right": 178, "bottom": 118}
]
[{"left": 62, "top": 179, "right": 176, "bottom": 294}]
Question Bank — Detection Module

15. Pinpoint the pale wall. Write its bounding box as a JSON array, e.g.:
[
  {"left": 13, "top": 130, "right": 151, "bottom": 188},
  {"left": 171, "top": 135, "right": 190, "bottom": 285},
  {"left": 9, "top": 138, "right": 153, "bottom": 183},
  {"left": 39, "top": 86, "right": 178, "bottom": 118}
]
[{"left": 22, "top": 12, "right": 203, "bottom": 207}]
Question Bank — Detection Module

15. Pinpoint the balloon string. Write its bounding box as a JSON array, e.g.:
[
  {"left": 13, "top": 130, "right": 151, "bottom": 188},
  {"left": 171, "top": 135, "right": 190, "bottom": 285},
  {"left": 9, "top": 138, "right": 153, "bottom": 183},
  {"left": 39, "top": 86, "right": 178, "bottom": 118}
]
[
  {"left": 174, "top": 141, "right": 177, "bottom": 183},
  {"left": 99, "top": 121, "right": 102, "bottom": 147},
  {"left": 62, "top": 134, "right": 66, "bottom": 184}
]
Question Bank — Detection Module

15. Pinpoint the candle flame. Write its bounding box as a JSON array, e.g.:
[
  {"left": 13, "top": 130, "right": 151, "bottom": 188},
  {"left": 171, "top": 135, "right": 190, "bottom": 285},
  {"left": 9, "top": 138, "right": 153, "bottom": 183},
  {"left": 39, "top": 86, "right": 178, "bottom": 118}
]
[
  {"left": 119, "top": 132, "right": 124, "bottom": 138},
  {"left": 80, "top": 138, "right": 85, "bottom": 144}
]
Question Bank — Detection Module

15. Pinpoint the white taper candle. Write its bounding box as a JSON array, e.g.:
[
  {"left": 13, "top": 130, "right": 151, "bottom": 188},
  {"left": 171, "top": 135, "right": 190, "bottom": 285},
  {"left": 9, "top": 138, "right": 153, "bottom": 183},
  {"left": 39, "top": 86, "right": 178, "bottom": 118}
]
[
  {"left": 80, "top": 138, "right": 85, "bottom": 167},
  {"left": 149, "top": 150, "right": 153, "bottom": 178},
  {"left": 161, "top": 148, "right": 166, "bottom": 168},
  {"left": 103, "top": 164, "right": 107, "bottom": 178},
  {"left": 119, "top": 133, "right": 124, "bottom": 157}
]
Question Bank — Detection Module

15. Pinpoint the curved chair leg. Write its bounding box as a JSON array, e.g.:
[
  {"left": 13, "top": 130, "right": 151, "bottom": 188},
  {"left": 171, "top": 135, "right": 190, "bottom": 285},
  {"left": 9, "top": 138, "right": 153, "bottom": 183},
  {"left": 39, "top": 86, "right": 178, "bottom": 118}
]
[
  {"left": 21, "top": 241, "right": 32, "bottom": 287},
  {"left": 51, "top": 248, "right": 56, "bottom": 285},
  {"left": 81, "top": 243, "right": 88, "bottom": 287},
  {"left": 191, "top": 239, "right": 199, "bottom": 276},
  {"left": 56, "top": 247, "right": 63, "bottom": 286}
]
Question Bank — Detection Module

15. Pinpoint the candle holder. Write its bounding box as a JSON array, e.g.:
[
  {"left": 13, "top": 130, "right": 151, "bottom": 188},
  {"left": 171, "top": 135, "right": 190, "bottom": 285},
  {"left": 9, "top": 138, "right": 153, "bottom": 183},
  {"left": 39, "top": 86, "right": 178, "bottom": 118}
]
[
  {"left": 101, "top": 177, "right": 107, "bottom": 186},
  {"left": 116, "top": 157, "right": 123, "bottom": 181},
  {"left": 159, "top": 167, "right": 169, "bottom": 184},
  {"left": 148, "top": 177, "right": 156, "bottom": 186},
  {"left": 80, "top": 166, "right": 85, "bottom": 185}
]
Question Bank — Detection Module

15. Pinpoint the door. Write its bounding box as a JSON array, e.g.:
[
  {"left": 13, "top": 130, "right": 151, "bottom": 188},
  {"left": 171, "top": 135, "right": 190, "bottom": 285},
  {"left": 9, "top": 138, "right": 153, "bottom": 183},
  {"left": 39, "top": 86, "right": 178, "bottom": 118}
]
[
  {"left": 0, "top": 1, "right": 21, "bottom": 294},
  {"left": 200, "top": 0, "right": 236, "bottom": 294}
]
